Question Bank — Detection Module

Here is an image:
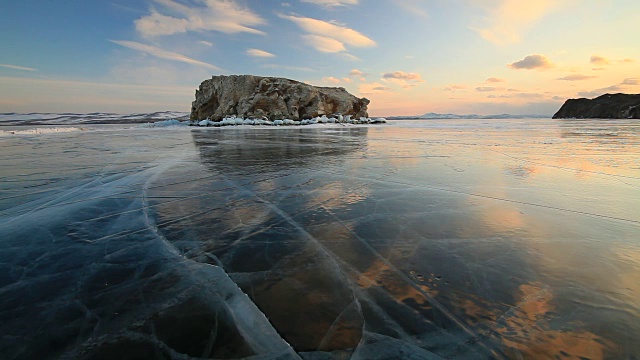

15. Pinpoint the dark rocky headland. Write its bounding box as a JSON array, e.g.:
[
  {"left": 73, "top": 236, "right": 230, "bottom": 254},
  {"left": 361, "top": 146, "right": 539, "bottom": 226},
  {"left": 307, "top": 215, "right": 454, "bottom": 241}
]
[
  {"left": 190, "top": 75, "right": 370, "bottom": 121},
  {"left": 553, "top": 93, "right": 640, "bottom": 119}
]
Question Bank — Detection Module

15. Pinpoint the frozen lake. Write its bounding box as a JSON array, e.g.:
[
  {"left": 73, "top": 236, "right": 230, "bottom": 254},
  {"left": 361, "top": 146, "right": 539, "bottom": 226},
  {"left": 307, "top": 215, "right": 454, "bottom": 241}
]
[{"left": 1, "top": 119, "right": 639, "bottom": 359}]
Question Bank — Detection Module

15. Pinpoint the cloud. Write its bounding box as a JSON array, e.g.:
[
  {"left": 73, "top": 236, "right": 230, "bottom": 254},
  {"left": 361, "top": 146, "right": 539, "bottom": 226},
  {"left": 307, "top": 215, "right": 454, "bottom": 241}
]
[
  {"left": 622, "top": 78, "right": 639, "bottom": 85},
  {"left": 135, "top": 0, "right": 266, "bottom": 37},
  {"left": 301, "top": 0, "right": 358, "bottom": 7},
  {"left": 556, "top": 74, "right": 597, "bottom": 81},
  {"left": 246, "top": 48, "right": 275, "bottom": 58},
  {"left": 396, "top": 0, "right": 429, "bottom": 18},
  {"left": 443, "top": 84, "right": 466, "bottom": 92},
  {"left": 348, "top": 69, "right": 367, "bottom": 77},
  {"left": 512, "top": 92, "right": 545, "bottom": 98},
  {"left": 359, "top": 82, "right": 391, "bottom": 94},
  {"left": 590, "top": 55, "right": 635, "bottom": 66},
  {"left": 340, "top": 53, "right": 360, "bottom": 61},
  {"left": 110, "top": 40, "right": 221, "bottom": 70},
  {"left": 488, "top": 92, "right": 544, "bottom": 99},
  {"left": 322, "top": 76, "right": 342, "bottom": 84},
  {"left": 381, "top": 71, "right": 424, "bottom": 89},
  {"left": 471, "top": 0, "right": 561, "bottom": 45},
  {"left": 0, "top": 64, "right": 38, "bottom": 71},
  {"left": 382, "top": 71, "right": 423, "bottom": 82},
  {"left": 589, "top": 55, "right": 610, "bottom": 65},
  {"left": 508, "top": 54, "right": 554, "bottom": 70},
  {"left": 302, "top": 35, "right": 346, "bottom": 53},
  {"left": 280, "top": 14, "right": 375, "bottom": 54},
  {"left": 199, "top": 40, "right": 213, "bottom": 47},
  {"left": 486, "top": 77, "right": 505, "bottom": 83},
  {"left": 476, "top": 86, "right": 503, "bottom": 92}
]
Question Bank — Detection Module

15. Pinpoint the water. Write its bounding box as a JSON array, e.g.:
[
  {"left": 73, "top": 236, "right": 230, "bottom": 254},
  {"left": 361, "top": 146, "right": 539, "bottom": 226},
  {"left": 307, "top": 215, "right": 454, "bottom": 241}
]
[{"left": 1, "top": 118, "right": 639, "bottom": 359}]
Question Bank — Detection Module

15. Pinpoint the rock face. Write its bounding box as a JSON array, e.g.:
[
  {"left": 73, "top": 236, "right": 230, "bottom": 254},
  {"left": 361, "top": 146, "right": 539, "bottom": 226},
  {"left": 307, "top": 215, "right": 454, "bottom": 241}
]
[
  {"left": 553, "top": 93, "right": 640, "bottom": 119},
  {"left": 190, "top": 75, "right": 370, "bottom": 121}
]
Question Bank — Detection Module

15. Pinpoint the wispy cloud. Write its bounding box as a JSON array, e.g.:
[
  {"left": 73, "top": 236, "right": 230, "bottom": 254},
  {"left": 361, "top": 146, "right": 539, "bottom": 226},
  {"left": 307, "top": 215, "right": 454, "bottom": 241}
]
[
  {"left": 590, "top": 55, "right": 610, "bottom": 65},
  {"left": 359, "top": 82, "right": 391, "bottom": 95},
  {"left": 476, "top": 86, "right": 504, "bottom": 92},
  {"left": 487, "top": 92, "right": 545, "bottom": 99},
  {"left": 622, "top": 78, "right": 639, "bottom": 85},
  {"left": 381, "top": 71, "right": 424, "bottom": 89},
  {"left": 199, "top": 40, "right": 213, "bottom": 47},
  {"left": 135, "top": 0, "right": 266, "bottom": 37},
  {"left": 301, "top": 0, "right": 358, "bottom": 7},
  {"left": 396, "top": 0, "right": 428, "bottom": 18},
  {"left": 110, "top": 40, "right": 221, "bottom": 70},
  {"left": 486, "top": 77, "right": 505, "bottom": 83},
  {"left": 443, "top": 84, "right": 467, "bottom": 92},
  {"left": 280, "top": 14, "right": 375, "bottom": 55},
  {"left": 348, "top": 69, "right": 367, "bottom": 77},
  {"left": 0, "top": 64, "right": 38, "bottom": 71},
  {"left": 471, "top": 0, "right": 561, "bottom": 45},
  {"left": 302, "top": 35, "right": 346, "bottom": 53},
  {"left": 556, "top": 74, "right": 597, "bottom": 81},
  {"left": 246, "top": 48, "right": 275, "bottom": 58},
  {"left": 508, "top": 54, "right": 554, "bottom": 70},
  {"left": 382, "top": 71, "right": 423, "bottom": 82},
  {"left": 322, "top": 76, "right": 342, "bottom": 84}
]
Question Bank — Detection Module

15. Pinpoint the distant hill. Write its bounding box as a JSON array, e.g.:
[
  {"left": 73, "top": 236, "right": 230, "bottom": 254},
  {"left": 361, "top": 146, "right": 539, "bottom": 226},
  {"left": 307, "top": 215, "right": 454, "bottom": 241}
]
[
  {"left": 387, "top": 113, "right": 550, "bottom": 120},
  {"left": 553, "top": 93, "right": 640, "bottom": 119}
]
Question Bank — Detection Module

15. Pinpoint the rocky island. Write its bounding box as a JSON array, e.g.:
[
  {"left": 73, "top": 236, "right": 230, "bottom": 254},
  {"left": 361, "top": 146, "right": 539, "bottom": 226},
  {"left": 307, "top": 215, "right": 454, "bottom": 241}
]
[
  {"left": 190, "top": 75, "right": 370, "bottom": 121},
  {"left": 553, "top": 93, "right": 640, "bottom": 119}
]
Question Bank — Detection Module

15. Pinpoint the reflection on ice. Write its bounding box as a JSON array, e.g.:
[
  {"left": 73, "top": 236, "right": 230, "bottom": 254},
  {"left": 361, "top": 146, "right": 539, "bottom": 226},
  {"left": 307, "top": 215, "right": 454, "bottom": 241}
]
[{"left": 1, "top": 119, "right": 639, "bottom": 359}]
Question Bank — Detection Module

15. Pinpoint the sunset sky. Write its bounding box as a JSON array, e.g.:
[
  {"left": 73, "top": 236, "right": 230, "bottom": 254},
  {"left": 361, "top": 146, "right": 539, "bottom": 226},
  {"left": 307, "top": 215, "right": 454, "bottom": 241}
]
[{"left": 1, "top": 0, "right": 639, "bottom": 116}]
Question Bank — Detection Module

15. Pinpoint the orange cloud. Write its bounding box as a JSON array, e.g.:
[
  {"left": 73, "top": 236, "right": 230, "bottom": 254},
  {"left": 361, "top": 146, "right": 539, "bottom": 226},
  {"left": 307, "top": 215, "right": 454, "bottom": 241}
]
[
  {"left": 590, "top": 55, "right": 610, "bottom": 65},
  {"left": 556, "top": 74, "right": 597, "bottom": 81},
  {"left": 302, "top": 35, "right": 346, "bottom": 53},
  {"left": 508, "top": 54, "right": 554, "bottom": 70}
]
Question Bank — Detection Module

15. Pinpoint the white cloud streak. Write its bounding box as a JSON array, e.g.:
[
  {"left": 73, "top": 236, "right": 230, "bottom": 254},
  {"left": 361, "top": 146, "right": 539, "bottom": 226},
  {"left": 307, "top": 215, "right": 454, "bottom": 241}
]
[
  {"left": 135, "top": 0, "right": 266, "bottom": 37},
  {"left": 302, "top": 35, "right": 346, "bottom": 53},
  {"left": 246, "top": 48, "right": 276, "bottom": 58},
  {"left": 0, "top": 64, "right": 38, "bottom": 71},
  {"left": 280, "top": 14, "right": 375, "bottom": 55},
  {"left": 110, "top": 40, "right": 221, "bottom": 70}
]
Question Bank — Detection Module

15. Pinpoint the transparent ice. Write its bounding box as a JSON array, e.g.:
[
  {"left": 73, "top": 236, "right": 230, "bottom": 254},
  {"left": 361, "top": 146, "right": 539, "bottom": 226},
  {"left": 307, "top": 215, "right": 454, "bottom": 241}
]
[{"left": 1, "top": 118, "right": 639, "bottom": 359}]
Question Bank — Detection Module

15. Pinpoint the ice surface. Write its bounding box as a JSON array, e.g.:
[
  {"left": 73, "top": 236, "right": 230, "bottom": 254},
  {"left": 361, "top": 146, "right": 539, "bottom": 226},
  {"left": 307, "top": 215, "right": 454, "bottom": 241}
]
[{"left": 1, "top": 118, "right": 639, "bottom": 359}]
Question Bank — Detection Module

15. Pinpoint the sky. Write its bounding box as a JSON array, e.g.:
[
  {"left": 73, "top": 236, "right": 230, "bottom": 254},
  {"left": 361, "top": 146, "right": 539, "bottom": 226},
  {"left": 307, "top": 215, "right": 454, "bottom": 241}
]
[{"left": 1, "top": 0, "right": 639, "bottom": 116}]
